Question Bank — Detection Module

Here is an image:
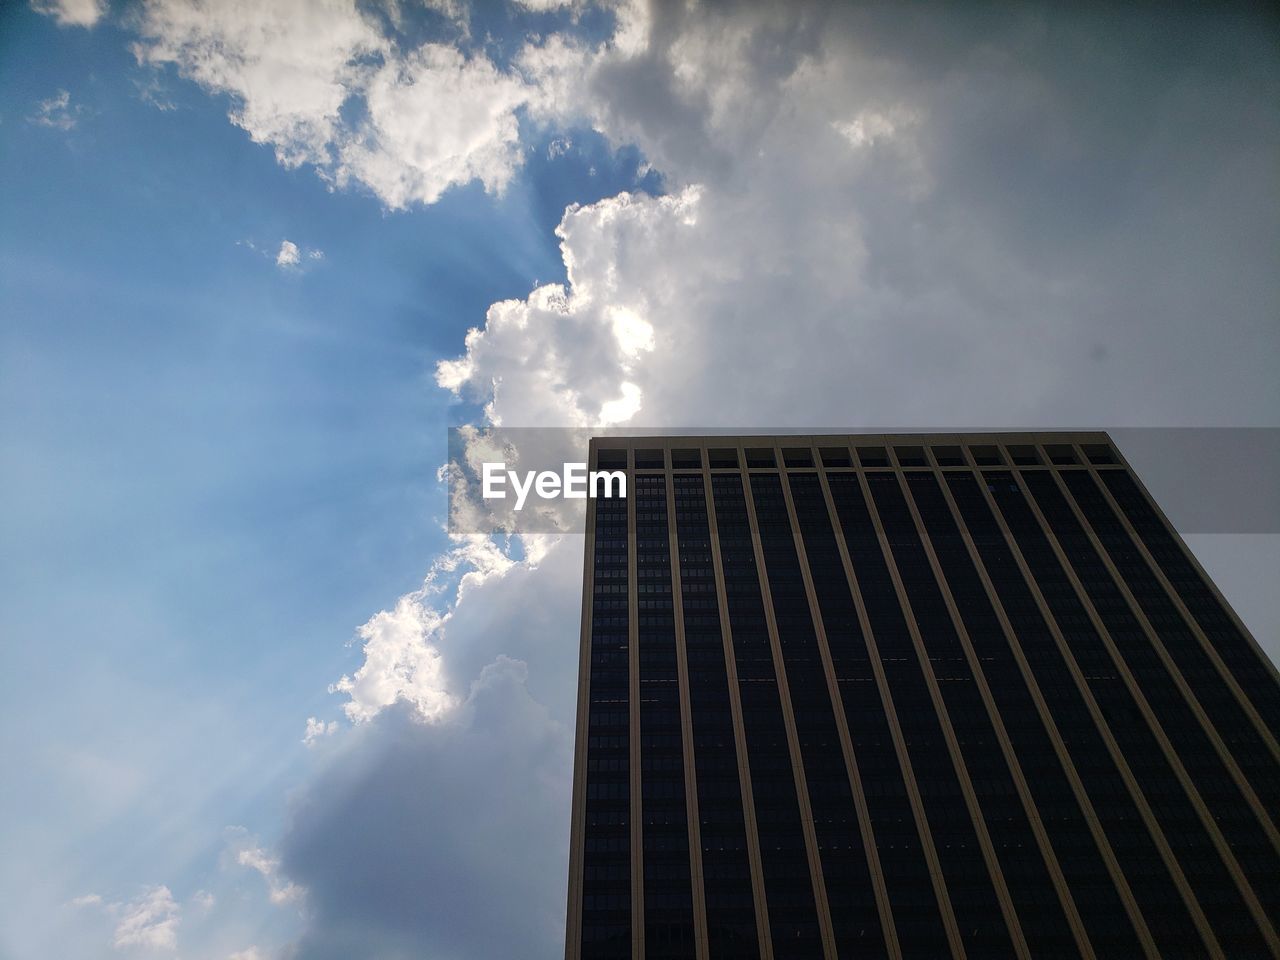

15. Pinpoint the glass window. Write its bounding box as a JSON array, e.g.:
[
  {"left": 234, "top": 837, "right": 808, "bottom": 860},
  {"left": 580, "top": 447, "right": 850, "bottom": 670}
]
[
  {"left": 894, "top": 445, "right": 926, "bottom": 466},
  {"left": 1082, "top": 443, "right": 1115, "bottom": 464},
  {"left": 596, "top": 448, "right": 627, "bottom": 469},
  {"left": 709, "top": 448, "right": 739, "bottom": 469},
  {"left": 970, "top": 444, "right": 1004, "bottom": 466},
  {"left": 671, "top": 448, "right": 701, "bottom": 469}
]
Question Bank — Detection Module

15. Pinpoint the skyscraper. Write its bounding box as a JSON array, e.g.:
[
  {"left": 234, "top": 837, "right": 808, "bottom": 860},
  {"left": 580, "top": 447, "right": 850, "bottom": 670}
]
[{"left": 564, "top": 433, "right": 1280, "bottom": 960}]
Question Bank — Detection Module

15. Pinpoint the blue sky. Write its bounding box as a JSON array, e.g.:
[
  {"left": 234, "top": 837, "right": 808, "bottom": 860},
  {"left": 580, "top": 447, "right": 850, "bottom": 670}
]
[
  {"left": 1, "top": 3, "right": 653, "bottom": 953},
  {"left": 2, "top": 1, "right": 1277, "bottom": 957}
]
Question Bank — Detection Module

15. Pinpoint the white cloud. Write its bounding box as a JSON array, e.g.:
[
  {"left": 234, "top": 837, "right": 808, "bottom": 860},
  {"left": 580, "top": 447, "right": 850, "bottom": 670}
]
[
  {"left": 512, "top": 0, "right": 579, "bottom": 10},
  {"left": 133, "top": 75, "right": 177, "bottom": 112},
  {"left": 112, "top": 885, "right": 179, "bottom": 951},
  {"left": 302, "top": 717, "right": 338, "bottom": 747},
  {"left": 334, "top": 44, "right": 528, "bottom": 208},
  {"left": 133, "top": 0, "right": 534, "bottom": 209},
  {"left": 433, "top": 188, "right": 694, "bottom": 430},
  {"left": 608, "top": 305, "right": 655, "bottom": 359},
  {"left": 331, "top": 179, "right": 718, "bottom": 710},
  {"left": 407, "top": 0, "right": 471, "bottom": 31},
  {"left": 28, "top": 90, "right": 84, "bottom": 130},
  {"left": 598, "top": 380, "right": 642, "bottom": 425},
  {"left": 515, "top": 34, "right": 592, "bottom": 123},
  {"left": 275, "top": 239, "right": 323, "bottom": 269},
  {"left": 190, "top": 889, "right": 215, "bottom": 911},
  {"left": 330, "top": 594, "right": 454, "bottom": 724},
  {"left": 30, "top": 0, "right": 106, "bottom": 28},
  {"left": 134, "top": 0, "right": 385, "bottom": 169},
  {"left": 832, "top": 108, "right": 913, "bottom": 148},
  {"left": 329, "top": 533, "right": 530, "bottom": 723},
  {"left": 275, "top": 240, "right": 301, "bottom": 268},
  {"left": 228, "top": 949, "right": 265, "bottom": 960},
  {"left": 68, "top": 893, "right": 103, "bottom": 908},
  {"left": 228, "top": 831, "right": 305, "bottom": 906}
]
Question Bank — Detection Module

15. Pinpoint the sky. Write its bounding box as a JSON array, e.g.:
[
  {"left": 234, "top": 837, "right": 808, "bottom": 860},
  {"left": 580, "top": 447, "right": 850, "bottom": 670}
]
[{"left": 1, "top": 1, "right": 1277, "bottom": 958}]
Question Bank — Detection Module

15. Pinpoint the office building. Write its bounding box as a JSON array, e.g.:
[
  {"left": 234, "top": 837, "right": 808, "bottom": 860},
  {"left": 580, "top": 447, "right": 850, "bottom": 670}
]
[{"left": 564, "top": 433, "right": 1280, "bottom": 959}]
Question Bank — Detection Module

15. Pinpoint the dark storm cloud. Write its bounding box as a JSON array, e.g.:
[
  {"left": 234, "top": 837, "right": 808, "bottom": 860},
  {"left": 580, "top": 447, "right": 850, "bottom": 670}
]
[{"left": 281, "top": 658, "right": 571, "bottom": 960}]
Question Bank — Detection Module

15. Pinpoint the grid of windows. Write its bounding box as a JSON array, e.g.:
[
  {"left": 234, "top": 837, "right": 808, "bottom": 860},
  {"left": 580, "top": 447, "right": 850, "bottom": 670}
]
[
  {"left": 896, "top": 471, "right": 1075, "bottom": 956},
  {"left": 750, "top": 473, "right": 887, "bottom": 958},
  {"left": 567, "top": 435, "right": 1280, "bottom": 960},
  {"left": 581, "top": 488, "right": 632, "bottom": 958},
  {"left": 943, "top": 471, "right": 1152, "bottom": 956},
  {"left": 673, "top": 474, "right": 759, "bottom": 957},
  {"left": 788, "top": 472, "right": 946, "bottom": 959},
  {"left": 1036, "top": 472, "right": 1280, "bottom": 929},
  {"left": 1060, "top": 471, "right": 1280, "bottom": 822},
  {"left": 713, "top": 472, "right": 823, "bottom": 955},
  {"left": 980, "top": 469, "right": 1211, "bottom": 958},
  {"left": 636, "top": 475, "right": 697, "bottom": 957},
  {"left": 1098, "top": 470, "right": 1280, "bottom": 743},
  {"left": 1018, "top": 471, "right": 1266, "bottom": 954},
  {"left": 911, "top": 473, "right": 1142, "bottom": 955},
  {"left": 837, "top": 473, "right": 1015, "bottom": 958}
]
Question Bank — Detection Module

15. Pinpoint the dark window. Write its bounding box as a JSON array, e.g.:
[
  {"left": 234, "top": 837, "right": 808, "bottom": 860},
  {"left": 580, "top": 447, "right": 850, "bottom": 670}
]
[
  {"left": 1008, "top": 445, "right": 1040, "bottom": 466},
  {"left": 932, "top": 446, "right": 965, "bottom": 466},
  {"left": 894, "top": 446, "right": 926, "bottom": 467},
  {"left": 596, "top": 448, "right": 627, "bottom": 470},
  {"left": 858, "top": 446, "right": 889, "bottom": 467},
  {"left": 1044, "top": 444, "right": 1077, "bottom": 465},
  {"left": 710, "top": 448, "right": 740, "bottom": 469},
  {"left": 635, "top": 449, "right": 666, "bottom": 469},
  {"left": 1082, "top": 443, "right": 1115, "bottom": 465},
  {"left": 745, "top": 448, "right": 775, "bottom": 468},
  {"left": 970, "top": 445, "right": 1003, "bottom": 466},
  {"left": 819, "top": 446, "right": 852, "bottom": 467},
  {"left": 782, "top": 447, "right": 813, "bottom": 467},
  {"left": 671, "top": 448, "right": 702, "bottom": 469}
]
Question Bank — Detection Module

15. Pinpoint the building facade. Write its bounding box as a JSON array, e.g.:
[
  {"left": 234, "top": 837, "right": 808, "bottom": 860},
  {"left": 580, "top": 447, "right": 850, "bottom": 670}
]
[{"left": 564, "top": 433, "right": 1280, "bottom": 960}]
